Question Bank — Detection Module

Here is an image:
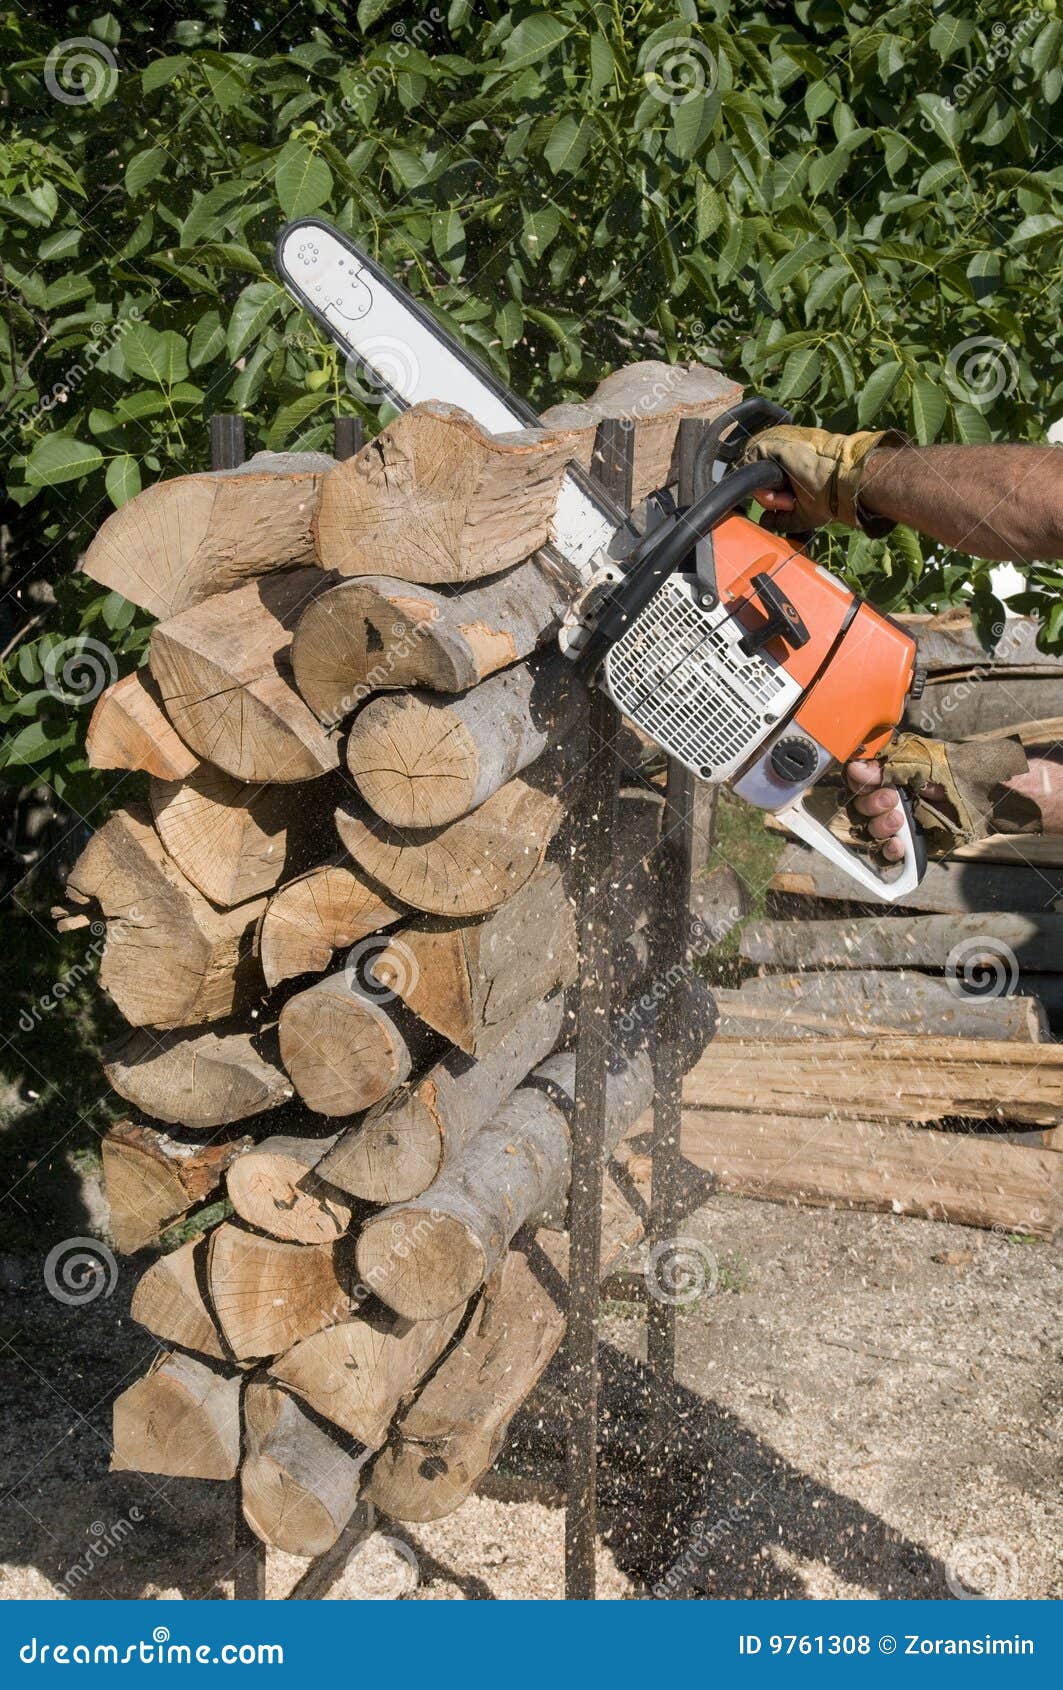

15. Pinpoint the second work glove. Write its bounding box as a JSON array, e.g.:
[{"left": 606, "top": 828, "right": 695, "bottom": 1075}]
[{"left": 740, "top": 424, "right": 906, "bottom": 536}]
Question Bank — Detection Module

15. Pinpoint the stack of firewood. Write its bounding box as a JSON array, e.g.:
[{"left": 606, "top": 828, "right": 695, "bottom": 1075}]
[
  {"left": 683, "top": 608, "right": 1063, "bottom": 1241},
  {"left": 60, "top": 364, "right": 739, "bottom": 1557}
]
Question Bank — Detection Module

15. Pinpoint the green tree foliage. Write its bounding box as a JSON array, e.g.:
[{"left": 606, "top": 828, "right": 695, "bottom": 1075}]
[{"left": 1, "top": 0, "right": 1061, "bottom": 805}]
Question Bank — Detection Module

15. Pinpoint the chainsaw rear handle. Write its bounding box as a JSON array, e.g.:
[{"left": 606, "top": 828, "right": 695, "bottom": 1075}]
[
  {"left": 775, "top": 786, "right": 928, "bottom": 903},
  {"left": 576, "top": 458, "right": 788, "bottom": 680}
]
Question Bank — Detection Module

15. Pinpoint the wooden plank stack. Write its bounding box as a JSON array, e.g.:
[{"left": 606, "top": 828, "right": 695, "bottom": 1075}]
[
  {"left": 61, "top": 365, "right": 741, "bottom": 1557},
  {"left": 682, "top": 608, "right": 1063, "bottom": 1240}
]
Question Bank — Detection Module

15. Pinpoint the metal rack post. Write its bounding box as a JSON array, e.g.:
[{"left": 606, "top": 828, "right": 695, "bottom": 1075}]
[
  {"left": 564, "top": 418, "right": 634, "bottom": 1600},
  {"left": 644, "top": 417, "right": 708, "bottom": 1568}
]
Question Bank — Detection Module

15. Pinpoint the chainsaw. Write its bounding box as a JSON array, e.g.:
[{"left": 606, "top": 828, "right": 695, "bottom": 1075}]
[{"left": 275, "top": 218, "right": 926, "bottom": 903}]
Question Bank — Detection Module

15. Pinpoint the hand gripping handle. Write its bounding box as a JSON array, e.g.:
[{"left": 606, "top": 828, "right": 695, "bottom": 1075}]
[{"left": 773, "top": 788, "right": 927, "bottom": 904}]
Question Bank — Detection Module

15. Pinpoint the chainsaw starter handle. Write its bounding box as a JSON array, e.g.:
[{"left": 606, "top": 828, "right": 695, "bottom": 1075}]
[
  {"left": 576, "top": 458, "right": 787, "bottom": 679},
  {"left": 774, "top": 785, "right": 928, "bottom": 903}
]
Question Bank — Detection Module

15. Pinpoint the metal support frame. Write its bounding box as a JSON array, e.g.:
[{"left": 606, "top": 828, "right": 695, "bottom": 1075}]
[
  {"left": 564, "top": 418, "right": 634, "bottom": 1601},
  {"left": 644, "top": 418, "right": 710, "bottom": 1567}
]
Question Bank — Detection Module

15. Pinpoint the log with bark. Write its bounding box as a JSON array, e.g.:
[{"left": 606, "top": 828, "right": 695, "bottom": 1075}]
[
  {"left": 85, "top": 669, "right": 197, "bottom": 781},
  {"left": 207, "top": 1224, "right": 351, "bottom": 1361},
  {"left": 111, "top": 1352, "right": 241, "bottom": 1480},
  {"left": 256, "top": 859, "right": 406, "bottom": 989},
  {"left": 104, "top": 1025, "right": 292, "bottom": 1129},
  {"left": 742, "top": 911, "right": 1063, "bottom": 973},
  {"left": 102, "top": 1120, "right": 252, "bottom": 1253},
  {"left": 148, "top": 764, "right": 329, "bottom": 908},
  {"left": 714, "top": 970, "right": 1048, "bottom": 1043},
  {"left": 277, "top": 974, "right": 420, "bottom": 1117},
  {"left": 241, "top": 1380, "right": 369, "bottom": 1557},
  {"left": 83, "top": 451, "right": 334, "bottom": 619},
  {"left": 130, "top": 1235, "right": 227, "bottom": 1359},
  {"left": 225, "top": 1134, "right": 354, "bottom": 1244},
  {"left": 769, "top": 841, "right": 1063, "bottom": 916}
]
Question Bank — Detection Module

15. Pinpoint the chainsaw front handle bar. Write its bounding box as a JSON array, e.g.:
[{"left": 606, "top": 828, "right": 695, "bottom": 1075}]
[{"left": 576, "top": 459, "right": 787, "bottom": 680}]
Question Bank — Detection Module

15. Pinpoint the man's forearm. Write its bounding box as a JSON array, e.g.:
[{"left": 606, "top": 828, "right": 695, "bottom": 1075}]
[{"left": 861, "top": 443, "right": 1063, "bottom": 562}]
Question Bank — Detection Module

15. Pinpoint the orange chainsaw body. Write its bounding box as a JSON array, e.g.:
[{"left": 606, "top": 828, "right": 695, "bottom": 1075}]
[{"left": 711, "top": 512, "right": 917, "bottom": 761}]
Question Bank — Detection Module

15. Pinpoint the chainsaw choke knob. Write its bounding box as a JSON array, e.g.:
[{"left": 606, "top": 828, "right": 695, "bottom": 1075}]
[
  {"left": 770, "top": 736, "right": 819, "bottom": 782},
  {"left": 910, "top": 659, "right": 928, "bottom": 700}
]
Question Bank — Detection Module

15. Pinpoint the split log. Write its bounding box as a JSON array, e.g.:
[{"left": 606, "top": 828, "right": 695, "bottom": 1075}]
[
  {"left": 64, "top": 806, "right": 264, "bottom": 1028},
  {"left": 715, "top": 971, "right": 1047, "bottom": 1043},
  {"left": 270, "top": 1302, "right": 467, "bottom": 1450},
  {"left": 318, "top": 993, "right": 566, "bottom": 1204},
  {"left": 767, "top": 813, "right": 1063, "bottom": 869},
  {"left": 102, "top": 1120, "right": 252, "bottom": 1253},
  {"left": 149, "top": 571, "right": 340, "bottom": 784},
  {"left": 226, "top": 1134, "right": 354, "bottom": 1244},
  {"left": 355, "top": 1042, "right": 654, "bottom": 1320},
  {"left": 680, "top": 1110, "right": 1061, "bottom": 1238},
  {"left": 208, "top": 1224, "right": 350, "bottom": 1360},
  {"left": 104, "top": 1026, "right": 292, "bottom": 1130},
  {"left": 291, "top": 560, "right": 568, "bottom": 724},
  {"left": 149, "top": 764, "right": 326, "bottom": 908},
  {"left": 85, "top": 669, "right": 197, "bottom": 781},
  {"left": 130, "top": 1236, "right": 226, "bottom": 1360},
  {"left": 769, "top": 841, "right": 1063, "bottom": 915},
  {"left": 905, "top": 675, "right": 1063, "bottom": 740},
  {"left": 83, "top": 451, "right": 333, "bottom": 619},
  {"left": 369, "top": 864, "right": 577, "bottom": 1057},
  {"left": 346, "top": 658, "right": 577, "bottom": 828},
  {"left": 365, "top": 1175, "right": 644, "bottom": 1522},
  {"left": 685, "top": 1037, "right": 1063, "bottom": 1128},
  {"left": 540, "top": 359, "right": 742, "bottom": 503},
  {"left": 742, "top": 911, "right": 1063, "bottom": 973},
  {"left": 278, "top": 975, "right": 416, "bottom": 1117},
  {"left": 896, "top": 610, "right": 1063, "bottom": 674},
  {"left": 256, "top": 860, "right": 406, "bottom": 990},
  {"left": 111, "top": 1352, "right": 240, "bottom": 1479},
  {"left": 241, "top": 1380, "right": 368, "bottom": 1558},
  {"left": 334, "top": 776, "right": 562, "bottom": 917},
  {"left": 313, "top": 402, "right": 586, "bottom": 584}
]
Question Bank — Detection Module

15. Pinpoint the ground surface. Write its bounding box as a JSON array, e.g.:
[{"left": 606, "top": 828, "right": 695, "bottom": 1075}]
[{"left": 1, "top": 1189, "right": 1058, "bottom": 1601}]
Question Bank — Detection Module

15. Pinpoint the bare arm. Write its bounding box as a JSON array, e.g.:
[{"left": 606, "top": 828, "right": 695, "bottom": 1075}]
[{"left": 757, "top": 441, "right": 1063, "bottom": 562}]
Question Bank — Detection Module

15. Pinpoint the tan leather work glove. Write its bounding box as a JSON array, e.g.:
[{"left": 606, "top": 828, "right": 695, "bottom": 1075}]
[{"left": 741, "top": 424, "right": 906, "bottom": 536}]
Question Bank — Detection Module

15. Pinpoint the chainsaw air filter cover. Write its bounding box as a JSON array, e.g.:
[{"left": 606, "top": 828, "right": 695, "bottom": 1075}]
[{"left": 601, "top": 573, "right": 802, "bottom": 782}]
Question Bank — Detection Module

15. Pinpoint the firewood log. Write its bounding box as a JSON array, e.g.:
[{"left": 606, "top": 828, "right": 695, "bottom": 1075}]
[
  {"left": 63, "top": 807, "right": 264, "bottom": 1028},
  {"left": 277, "top": 975, "right": 418, "bottom": 1117},
  {"left": 241, "top": 1380, "right": 369, "bottom": 1557},
  {"left": 270, "top": 1301, "right": 467, "bottom": 1449},
  {"left": 130, "top": 1236, "right": 227, "bottom": 1360},
  {"left": 82, "top": 451, "right": 334, "bottom": 619},
  {"left": 291, "top": 560, "right": 569, "bottom": 724},
  {"left": 104, "top": 1026, "right": 292, "bottom": 1130},
  {"left": 540, "top": 359, "right": 742, "bottom": 503},
  {"left": 111, "top": 1351, "right": 241, "bottom": 1479},
  {"left": 355, "top": 1043, "right": 654, "bottom": 1321},
  {"left": 716, "top": 971, "right": 1047, "bottom": 1043},
  {"left": 85, "top": 670, "right": 197, "bottom": 780},
  {"left": 346, "top": 658, "right": 578, "bottom": 828},
  {"left": 365, "top": 1175, "right": 643, "bottom": 1522},
  {"left": 149, "top": 571, "right": 340, "bottom": 784},
  {"left": 102, "top": 1120, "right": 252, "bottom": 1253},
  {"left": 208, "top": 1224, "right": 350, "bottom": 1361},
  {"left": 318, "top": 993, "right": 566, "bottom": 1204},
  {"left": 256, "top": 860, "right": 406, "bottom": 990},
  {"left": 334, "top": 777, "right": 562, "bottom": 917},
  {"left": 742, "top": 911, "right": 1063, "bottom": 973},
  {"left": 149, "top": 764, "right": 324, "bottom": 908},
  {"left": 896, "top": 610, "right": 1063, "bottom": 674},
  {"left": 769, "top": 841, "right": 1063, "bottom": 916},
  {"left": 905, "top": 675, "right": 1063, "bottom": 740},
  {"left": 225, "top": 1134, "right": 354, "bottom": 1244},
  {"left": 313, "top": 402, "right": 586, "bottom": 584},
  {"left": 369, "top": 863, "right": 577, "bottom": 1056}
]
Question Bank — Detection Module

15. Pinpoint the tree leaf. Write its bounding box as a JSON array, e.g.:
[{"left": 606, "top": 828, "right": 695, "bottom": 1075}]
[
  {"left": 780, "top": 346, "right": 822, "bottom": 400},
  {"left": 121, "top": 321, "right": 190, "bottom": 386},
  {"left": 501, "top": 15, "right": 571, "bottom": 71},
  {"left": 856, "top": 360, "right": 902, "bottom": 426},
  {"left": 274, "top": 141, "right": 333, "bottom": 218},
  {"left": 227, "top": 281, "right": 285, "bottom": 360},
  {"left": 125, "top": 147, "right": 168, "bottom": 196},
  {"left": 910, "top": 377, "right": 947, "bottom": 443},
  {"left": 189, "top": 310, "right": 226, "bottom": 369},
  {"left": 544, "top": 114, "right": 593, "bottom": 175},
  {"left": 26, "top": 436, "right": 104, "bottom": 487},
  {"left": 105, "top": 454, "right": 141, "bottom": 507}
]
